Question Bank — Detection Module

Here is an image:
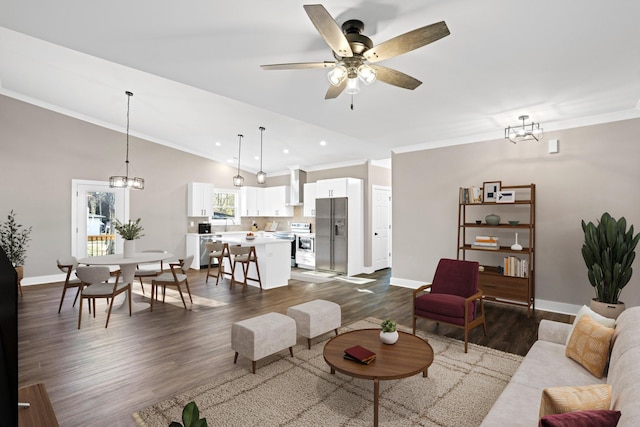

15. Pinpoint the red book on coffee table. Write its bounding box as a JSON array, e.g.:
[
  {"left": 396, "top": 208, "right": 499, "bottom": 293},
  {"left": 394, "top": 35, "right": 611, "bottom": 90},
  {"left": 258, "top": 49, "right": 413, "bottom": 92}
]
[{"left": 344, "top": 345, "right": 376, "bottom": 364}]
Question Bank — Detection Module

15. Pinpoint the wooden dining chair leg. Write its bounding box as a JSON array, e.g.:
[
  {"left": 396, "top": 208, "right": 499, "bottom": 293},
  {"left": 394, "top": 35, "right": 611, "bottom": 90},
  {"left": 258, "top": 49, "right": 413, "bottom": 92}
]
[
  {"left": 78, "top": 296, "right": 83, "bottom": 329},
  {"left": 184, "top": 279, "right": 193, "bottom": 303},
  {"left": 242, "top": 261, "right": 250, "bottom": 294},
  {"left": 128, "top": 287, "right": 132, "bottom": 316},
  {"left": 72, "top": 287, "right": 82, "bottom": 307},
  {"left": 176, "top": 285, "right": 187, "bottom": 309},
  {"left": 138, "top": 277, "right": 146, "bottom": 295},
  {"left": 230, "top": 260, "right": 238, "bottom": 289},
  {"left": 92, "top": 299, "right": 97, "bottom": 318}
]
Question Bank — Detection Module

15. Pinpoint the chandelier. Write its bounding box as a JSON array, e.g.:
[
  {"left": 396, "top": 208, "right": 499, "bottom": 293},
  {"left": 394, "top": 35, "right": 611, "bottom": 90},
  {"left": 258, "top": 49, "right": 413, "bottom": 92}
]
[
  {"left": 256, "top": 126, "right": 266, "bottom": 184},
  {"left": 233, "top": 134, "right": 244, "bottom": 187},
  {"left": 505, "top": 115, "right": 543, "bottom": 144},
  {"left": 109, "top": 91, "right": 144, "bottom": 189}
]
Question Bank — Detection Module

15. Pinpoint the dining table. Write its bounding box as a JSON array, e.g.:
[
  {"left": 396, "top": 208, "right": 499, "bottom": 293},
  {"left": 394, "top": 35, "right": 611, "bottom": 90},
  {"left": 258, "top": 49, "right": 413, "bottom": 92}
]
[{"left": 78, "top": 252, "right": 173, "bottom": 313}]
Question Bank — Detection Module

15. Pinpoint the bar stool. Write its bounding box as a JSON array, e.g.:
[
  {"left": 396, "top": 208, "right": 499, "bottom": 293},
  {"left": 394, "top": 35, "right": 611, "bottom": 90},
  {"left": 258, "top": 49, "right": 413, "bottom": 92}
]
[
  {"left": 205, "top": 241, "right": 232, "bottom": 285},
  {"left": 229, "top": 245, "right": 262, "bottom": 293}
]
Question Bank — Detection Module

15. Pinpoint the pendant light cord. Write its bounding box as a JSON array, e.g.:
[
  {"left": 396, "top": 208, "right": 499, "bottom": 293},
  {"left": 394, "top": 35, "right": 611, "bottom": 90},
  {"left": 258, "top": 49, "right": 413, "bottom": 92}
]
[
  {"left": 125, "top": 91, "right": 133, "bottom": 177},
  {"left": 237, "top": 134, "right": 243, "bottom": 175}
]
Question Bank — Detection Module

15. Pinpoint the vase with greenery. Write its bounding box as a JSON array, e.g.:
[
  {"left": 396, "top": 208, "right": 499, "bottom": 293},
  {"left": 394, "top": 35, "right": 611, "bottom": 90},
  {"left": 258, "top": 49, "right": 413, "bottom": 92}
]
[
  {"left": 0, "top": 210, "right": 32, "bottom": 269},
  {"left": 581, "top": 212, "right": 640, "bottom": 318},
  {"left": 114, "top": 218, "right": 144, "bottom": 258},
  {"left": 169, "top": 401, "right": 207, "bottom": 427},
  {"left": 380, "top": 319, "right": 398, "bottom": 344}
]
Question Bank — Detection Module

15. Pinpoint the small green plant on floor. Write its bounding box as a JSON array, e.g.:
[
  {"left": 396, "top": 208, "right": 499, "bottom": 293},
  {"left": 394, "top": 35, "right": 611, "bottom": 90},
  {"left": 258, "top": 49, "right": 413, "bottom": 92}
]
[
  {"left": 380, "top": 319, "right": 397, "bottom": 333},
  {"left": 169, "top": 401, "right": 207, "bottom": 427}
]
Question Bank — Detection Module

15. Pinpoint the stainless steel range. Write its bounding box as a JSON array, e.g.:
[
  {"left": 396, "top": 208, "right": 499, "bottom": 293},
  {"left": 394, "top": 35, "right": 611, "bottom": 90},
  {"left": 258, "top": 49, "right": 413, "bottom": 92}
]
[{"left": 292, "top": 222, "right": 315, "bottom": 270}]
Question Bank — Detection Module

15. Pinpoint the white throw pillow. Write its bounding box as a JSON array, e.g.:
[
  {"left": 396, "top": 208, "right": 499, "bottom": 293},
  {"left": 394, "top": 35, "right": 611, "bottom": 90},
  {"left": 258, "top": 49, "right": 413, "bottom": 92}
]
[{"left": 566, "top": 305, "right": 616, "bottom": 345}]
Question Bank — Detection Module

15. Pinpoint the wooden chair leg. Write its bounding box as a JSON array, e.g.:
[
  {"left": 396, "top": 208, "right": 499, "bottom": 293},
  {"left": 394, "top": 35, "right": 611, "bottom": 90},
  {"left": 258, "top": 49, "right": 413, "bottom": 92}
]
[
  {"left": 206, "top": 258, "right": 212, "bottom": 283},
  {"left": 184, "top": 279, "right": 193, "bottom": 303},
  {"left": 176, "top": 285, "right": 187, "bottom": 309},
  {"left": 72, "top": 287, "right": 82, "bottom": 308},
  {"left": 58, "top": 287, "right": 68, "bottom": 313},
  {"left": 78, "top": 296, "right": 83, "bottom": 329},
  {"left": 138, "top": 277, "right": 145, "bottom": 295},
  {"left": 150, "top": 284, "right": 155, "bottom": 312},
  {"left": 127, "top": 287, "right": 132, "bottom": 317}
]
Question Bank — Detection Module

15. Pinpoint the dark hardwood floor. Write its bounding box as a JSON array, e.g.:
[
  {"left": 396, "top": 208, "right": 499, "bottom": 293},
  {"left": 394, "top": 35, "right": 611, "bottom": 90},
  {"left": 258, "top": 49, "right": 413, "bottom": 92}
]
[{"left": 18, "top": 267, "right": 571, "bottom": 426}]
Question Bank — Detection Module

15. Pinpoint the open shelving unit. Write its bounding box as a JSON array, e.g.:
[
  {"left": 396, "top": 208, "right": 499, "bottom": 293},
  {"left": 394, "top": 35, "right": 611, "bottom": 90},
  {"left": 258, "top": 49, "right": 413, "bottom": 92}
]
[{"left": 457, "top": 183, "right": 536, "bottom": 317}]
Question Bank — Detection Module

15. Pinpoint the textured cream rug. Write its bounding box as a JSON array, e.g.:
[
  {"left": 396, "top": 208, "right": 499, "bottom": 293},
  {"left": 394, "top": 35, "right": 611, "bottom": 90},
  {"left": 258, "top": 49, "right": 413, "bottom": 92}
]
[{"left": 133, "top": 317, "right": 522, "bottom": 426}]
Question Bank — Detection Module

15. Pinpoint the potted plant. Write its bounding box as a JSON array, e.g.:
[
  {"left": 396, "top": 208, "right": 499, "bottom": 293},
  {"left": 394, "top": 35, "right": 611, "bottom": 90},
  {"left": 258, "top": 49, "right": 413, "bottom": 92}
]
[
  {"left": 114, "top": 218, "right": 144, "bottom": 258},
  {"left": 581, "top": 212, "right": 640, "bottom": 318},
  {"left": 380, "top": 319, "right": 399, "bottom": 344},
  {"left": 0, "top": 210, "right": 32, "bottom": 283},
  {"left": 169, "top": 401, "right": 207, "bottom": 427}
]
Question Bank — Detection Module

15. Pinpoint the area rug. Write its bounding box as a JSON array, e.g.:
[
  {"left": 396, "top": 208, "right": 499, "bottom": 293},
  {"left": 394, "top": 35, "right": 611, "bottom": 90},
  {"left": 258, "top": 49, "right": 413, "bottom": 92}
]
[
  {"left": 289, "top": 271, "right": 336, "bottom": 284},
  {"left": 132, "top": 317, "right": 522, "bottom": 427}
]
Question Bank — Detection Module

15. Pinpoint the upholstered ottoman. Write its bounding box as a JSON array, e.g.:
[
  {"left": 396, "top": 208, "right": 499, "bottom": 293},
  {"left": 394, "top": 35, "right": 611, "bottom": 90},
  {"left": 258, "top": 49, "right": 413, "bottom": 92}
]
[
  {"left": 287, "top": 299, "right": 341, "bottom": 349},
  {"left": 231, "top": 312, "right": 296, "bottom": 373}
]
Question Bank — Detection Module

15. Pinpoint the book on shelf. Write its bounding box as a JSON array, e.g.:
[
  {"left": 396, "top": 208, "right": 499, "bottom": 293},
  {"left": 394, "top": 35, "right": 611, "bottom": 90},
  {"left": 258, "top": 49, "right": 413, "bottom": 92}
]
[
  {"left": 471, "top": 244, "right": 500, "bottom": 250},
  {"left": 344, "top": 345, "right": 376, "bottom": 364},
  {"left": 503, "top": 256, "right": 529, "bottom": 277},
  {"left": 459, "top": 186, "right": 483, "bottom": 204}
]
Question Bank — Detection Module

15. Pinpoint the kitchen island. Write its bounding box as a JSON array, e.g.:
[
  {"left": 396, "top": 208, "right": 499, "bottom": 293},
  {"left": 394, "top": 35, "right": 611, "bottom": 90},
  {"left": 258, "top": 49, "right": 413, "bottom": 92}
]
[{"left": 188, "top": 232, "right": 291, "bottom": 290}]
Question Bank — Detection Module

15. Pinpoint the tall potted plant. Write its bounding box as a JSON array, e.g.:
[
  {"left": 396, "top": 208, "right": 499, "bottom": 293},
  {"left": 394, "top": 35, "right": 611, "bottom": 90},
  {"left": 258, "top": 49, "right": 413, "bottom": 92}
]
[
  {"left": 114, "top": 218, "right": 144, "bottom": 258},
  {"left": 581, "top": 212, "right": 640, "bottom": 318},
  {"left": 0, "top": 210, "right": 32, "bottom": 278}
]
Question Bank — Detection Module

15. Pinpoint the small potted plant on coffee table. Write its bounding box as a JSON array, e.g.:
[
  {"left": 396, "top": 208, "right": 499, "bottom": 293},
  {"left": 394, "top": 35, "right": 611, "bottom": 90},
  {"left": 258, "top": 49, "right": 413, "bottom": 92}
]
[{"left": 380, "top": 319, "right": 399, "bottom": 344}]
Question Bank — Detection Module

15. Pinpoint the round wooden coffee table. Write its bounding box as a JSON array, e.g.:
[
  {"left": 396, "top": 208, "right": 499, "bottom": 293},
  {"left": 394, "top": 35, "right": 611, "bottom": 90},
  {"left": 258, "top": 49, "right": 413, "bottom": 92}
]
[{"left": 323, "top": 328, "right": 434, "bottom": 427}]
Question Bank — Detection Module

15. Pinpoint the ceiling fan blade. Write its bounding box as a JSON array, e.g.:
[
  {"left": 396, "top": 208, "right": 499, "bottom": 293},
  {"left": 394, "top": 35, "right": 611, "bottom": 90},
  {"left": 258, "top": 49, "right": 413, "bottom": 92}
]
[
  {"left": 303, "top": 4, "right": 353, "bottom": 58},
  {"left": 364, "top": 21, "right": 450, "bottom": 63},
  {"left": 261, "top": 61, "right": 336, "bottom": 70},
  {"left": 370, "top": 65, "right": 422, "bottom": 90},
  {"left": 325, "top": 79, "right": 347, "bottom": 99}
]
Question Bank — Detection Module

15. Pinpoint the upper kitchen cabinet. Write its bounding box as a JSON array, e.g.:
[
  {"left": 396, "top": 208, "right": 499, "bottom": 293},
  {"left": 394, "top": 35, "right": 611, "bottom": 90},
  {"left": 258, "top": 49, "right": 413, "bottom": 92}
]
[
  {"left": 303, "top": 182, "right": 317, "bottom": 217},
  {"left": 188, "top": 182, "right": 214, "bottom": 217},
  {"left": 240, "top": 186, "right": 264, "bottom": 217},
  {"left": 265, "top": 186, "right": 293, "bottom": 217},
  {"left": 240, "top": 186, "right": 292, "bottom": 217},
  {"left": 316, "top": 178, "right": 349, "bottom": 198}
]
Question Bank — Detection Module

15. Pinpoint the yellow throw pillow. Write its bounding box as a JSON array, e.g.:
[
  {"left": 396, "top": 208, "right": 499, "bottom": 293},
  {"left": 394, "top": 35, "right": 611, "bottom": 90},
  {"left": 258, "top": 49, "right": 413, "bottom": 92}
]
[
  {"left": 539, "top": 384, "right": 612, "bottom": 418},
  {"left": 565, "top": 314, "right": 614, "bottom": 378}
]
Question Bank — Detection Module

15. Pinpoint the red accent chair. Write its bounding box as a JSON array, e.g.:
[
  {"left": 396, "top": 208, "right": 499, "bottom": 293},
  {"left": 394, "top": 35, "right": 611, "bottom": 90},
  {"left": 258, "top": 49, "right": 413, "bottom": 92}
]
[{"left": 412, "top": 258, "right": 487, "bottom": 352}]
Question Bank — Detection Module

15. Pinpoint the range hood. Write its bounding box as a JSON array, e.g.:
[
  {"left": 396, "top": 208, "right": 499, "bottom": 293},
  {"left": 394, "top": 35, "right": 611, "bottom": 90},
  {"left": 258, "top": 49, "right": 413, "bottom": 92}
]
[{"left": 288, "top": 168, "right": 307, "bottom": 206}]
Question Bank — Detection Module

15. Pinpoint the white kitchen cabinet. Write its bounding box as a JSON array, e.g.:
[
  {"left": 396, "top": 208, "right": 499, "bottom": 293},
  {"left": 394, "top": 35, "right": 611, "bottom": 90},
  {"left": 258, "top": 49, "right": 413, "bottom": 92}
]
[
  {"left": 240, "top": 186, "right": 262, "bottom": 217},
  {"left": 316, "top": 178, "right": 348, "bottom": 198},
  {"left": 241, "top": 185, "right": 292, "bottom": 217},
  {"left": 188, "top": 182, "right": 214, "bottom": 217},
  {"left": 265, "top": 186, "right": 293, "bottom": 217},
  {"left": 303, "top": 182, "right": 317, "bottom": 217}
]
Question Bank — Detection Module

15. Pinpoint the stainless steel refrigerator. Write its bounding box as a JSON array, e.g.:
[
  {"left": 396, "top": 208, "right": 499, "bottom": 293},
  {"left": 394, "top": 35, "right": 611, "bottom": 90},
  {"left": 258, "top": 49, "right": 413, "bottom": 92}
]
[{"left": 315, "top": 197, "right": 348, "bottom": 274}]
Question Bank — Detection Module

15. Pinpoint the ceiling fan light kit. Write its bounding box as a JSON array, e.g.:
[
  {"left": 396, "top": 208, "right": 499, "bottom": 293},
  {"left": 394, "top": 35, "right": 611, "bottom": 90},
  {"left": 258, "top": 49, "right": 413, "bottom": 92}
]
[
  {"left": 109, "top": 90, "right": 144, "bottom": 190},
  {"left": 260, "top": 4, "right": 450, "bottom": 101},
  {"left": 505, "top": 115, "right": 543, "bottom": 144}
]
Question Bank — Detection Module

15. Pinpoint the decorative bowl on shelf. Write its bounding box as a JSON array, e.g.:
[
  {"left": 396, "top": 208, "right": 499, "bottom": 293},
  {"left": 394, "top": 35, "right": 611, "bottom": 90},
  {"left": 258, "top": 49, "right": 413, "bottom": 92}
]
[
  {"left": 485, "top": 214, "right": 500, "bottom": 226},
  {"left": 508, "top": 220, "right": 520, "bottom": 226}
]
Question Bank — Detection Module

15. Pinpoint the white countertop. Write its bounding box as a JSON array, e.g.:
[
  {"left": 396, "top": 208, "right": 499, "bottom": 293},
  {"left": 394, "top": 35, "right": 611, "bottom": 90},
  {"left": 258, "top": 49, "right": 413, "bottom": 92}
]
[{"left": 219, "top": 235, "right": 290, "bottom": 245}]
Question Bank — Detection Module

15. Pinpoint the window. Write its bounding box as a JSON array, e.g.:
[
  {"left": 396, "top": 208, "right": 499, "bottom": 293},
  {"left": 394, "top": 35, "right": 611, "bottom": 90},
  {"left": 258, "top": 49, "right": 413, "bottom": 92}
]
[{"left": 212, "top": 188, "right": 240, "bottom": 225}]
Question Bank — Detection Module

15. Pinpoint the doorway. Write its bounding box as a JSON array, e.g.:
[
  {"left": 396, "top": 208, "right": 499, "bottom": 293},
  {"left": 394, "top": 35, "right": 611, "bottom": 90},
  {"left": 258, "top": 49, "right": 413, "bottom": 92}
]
[
  {"left": 72, "top": 180, "right": 129, "bottom": 259},
  {"left": 372, "top": 185, "right": 391, "bottom": 271}
]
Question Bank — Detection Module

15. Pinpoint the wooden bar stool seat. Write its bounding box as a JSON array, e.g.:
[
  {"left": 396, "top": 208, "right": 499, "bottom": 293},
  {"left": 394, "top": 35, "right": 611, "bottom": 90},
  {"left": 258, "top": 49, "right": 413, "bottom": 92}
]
[
  {"left": 205, "top": 242, "right": 232, "bottom": 285},
  {"left": 229, "top": 245, "right": 262, "bottom": 294}
]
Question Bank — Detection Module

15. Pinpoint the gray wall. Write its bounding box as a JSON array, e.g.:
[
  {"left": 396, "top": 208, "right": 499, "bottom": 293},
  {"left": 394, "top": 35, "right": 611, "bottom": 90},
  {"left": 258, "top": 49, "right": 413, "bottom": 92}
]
[{"left": 392, "top": 117, "right": 640, "bottom": 310}]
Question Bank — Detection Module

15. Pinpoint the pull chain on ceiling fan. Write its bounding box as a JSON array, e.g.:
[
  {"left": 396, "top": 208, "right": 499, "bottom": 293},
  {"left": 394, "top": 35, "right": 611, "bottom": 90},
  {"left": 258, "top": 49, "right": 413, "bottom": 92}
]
[{"left": 260, "top": 4, "right": 450, "bottom": 100}]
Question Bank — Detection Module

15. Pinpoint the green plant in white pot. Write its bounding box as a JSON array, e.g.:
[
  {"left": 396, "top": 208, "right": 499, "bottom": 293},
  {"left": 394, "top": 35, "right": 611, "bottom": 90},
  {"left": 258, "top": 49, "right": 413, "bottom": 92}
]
[
  {"left": 581, "top": 212, "right": 640, "bottom": 318},
  {"left": 380, "top": 319, "right": 399, "bottom": 344},
  {"left": 114, "top": 218, "right": 144, "bottom": 258}
]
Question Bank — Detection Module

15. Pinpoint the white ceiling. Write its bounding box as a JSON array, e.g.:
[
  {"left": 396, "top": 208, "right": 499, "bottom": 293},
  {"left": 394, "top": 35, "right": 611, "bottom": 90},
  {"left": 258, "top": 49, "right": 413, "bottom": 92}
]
[{"left": 1, "top": 0, "right": 640, "bottom": 175}]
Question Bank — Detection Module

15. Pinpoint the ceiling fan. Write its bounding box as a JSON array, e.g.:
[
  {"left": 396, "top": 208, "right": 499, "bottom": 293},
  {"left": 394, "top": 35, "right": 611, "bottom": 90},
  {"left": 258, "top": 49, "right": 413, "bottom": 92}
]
[{"left": 260, "top": 4, "right": 450, "bottom": 99}]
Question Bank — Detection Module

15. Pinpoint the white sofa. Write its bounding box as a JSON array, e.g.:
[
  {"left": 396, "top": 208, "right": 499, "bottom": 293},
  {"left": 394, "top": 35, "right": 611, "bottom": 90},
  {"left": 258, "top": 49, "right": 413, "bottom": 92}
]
[{"left": 481, "top": 306, "right": 640, "bottom": 426}]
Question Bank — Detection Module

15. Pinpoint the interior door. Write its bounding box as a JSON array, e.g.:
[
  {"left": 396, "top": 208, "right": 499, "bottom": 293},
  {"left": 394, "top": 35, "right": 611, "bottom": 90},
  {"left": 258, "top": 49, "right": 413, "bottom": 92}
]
[
  {"left": 72, "top": 180, "right": 128, "bottom": 258},
  {"left": 373, "top": 186, "right": 391, "bottom": 271}
]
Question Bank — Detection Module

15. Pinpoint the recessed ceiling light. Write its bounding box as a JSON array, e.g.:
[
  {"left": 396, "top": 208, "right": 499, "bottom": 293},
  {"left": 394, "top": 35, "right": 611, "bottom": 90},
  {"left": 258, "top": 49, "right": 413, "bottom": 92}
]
[
  {"left": 215, "top": 141, "right": 221, "bottom": 147},
  {"left": 254, "top": 155, "right": 260, "bottom": 160},
  {"left": 320, "top": 140, "right": 327, "bottom": 146},
  {"left": 227, "top": 158, "right": 235, "bottom": 164},
  {"left": 283, "top": 149, "right": 289, "bottom": 154}
]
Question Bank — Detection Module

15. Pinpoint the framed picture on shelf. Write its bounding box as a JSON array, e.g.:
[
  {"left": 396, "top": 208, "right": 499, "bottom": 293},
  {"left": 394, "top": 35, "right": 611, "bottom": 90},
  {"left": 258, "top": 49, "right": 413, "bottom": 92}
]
[
  {"left": 483, "top": 181, "right": 501, "bottom": 203},
  {"left": 496, "top": 190, "right": 516, "bottom": 203}
]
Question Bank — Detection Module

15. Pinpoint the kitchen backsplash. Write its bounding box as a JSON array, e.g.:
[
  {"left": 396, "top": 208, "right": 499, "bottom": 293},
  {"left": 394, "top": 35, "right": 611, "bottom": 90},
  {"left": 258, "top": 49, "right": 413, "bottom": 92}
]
[{"left": 187, "top": 206, "right": 315, "bottom": 233}]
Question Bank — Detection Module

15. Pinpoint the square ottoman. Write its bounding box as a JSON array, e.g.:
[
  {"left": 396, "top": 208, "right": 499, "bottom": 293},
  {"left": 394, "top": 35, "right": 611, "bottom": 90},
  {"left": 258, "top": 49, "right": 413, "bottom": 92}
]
[
  {"left": 231, "top": 312, "right": 296, "bottom": 373},
  {"left": 287, "top": 299, "right": 341, "bottom": 349}
]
